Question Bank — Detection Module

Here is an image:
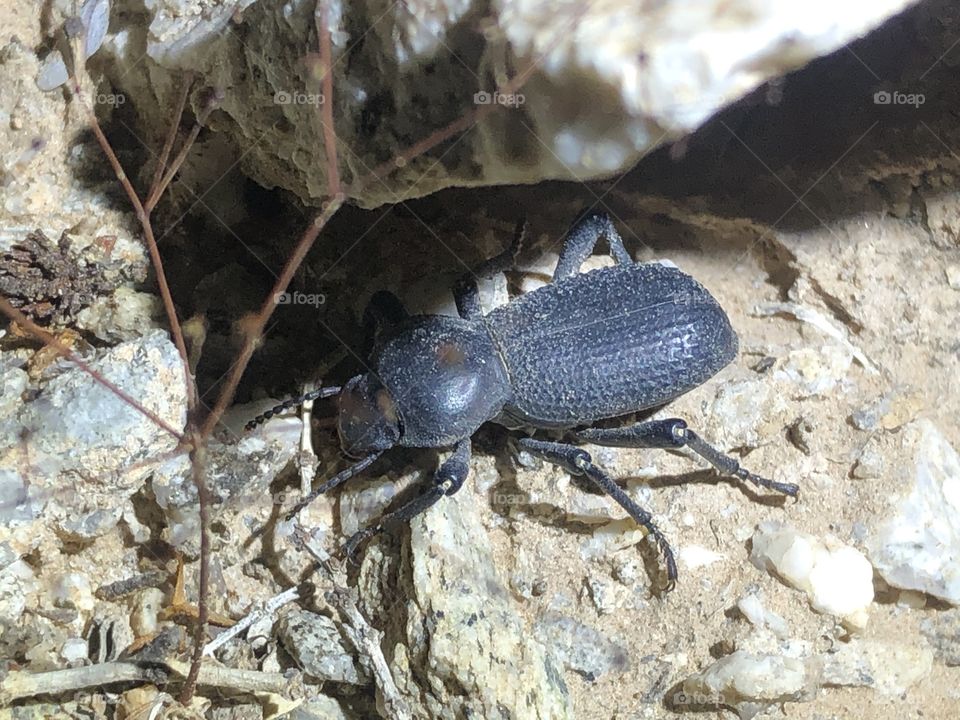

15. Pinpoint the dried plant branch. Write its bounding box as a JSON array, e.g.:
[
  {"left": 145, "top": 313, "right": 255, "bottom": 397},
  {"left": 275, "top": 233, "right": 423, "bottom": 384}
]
[
  {"left": 298, "top": 386, "right": 319, "bottom": 497},
  {"left": 178, "top": 436, "right": 210, "bottom": 705},
  {"left": 165, "top": 659, "right": 293, "bottom": 695},
  {"left": 0, "top": 659, "right": 293, "bottom": 703},
  {"left": 202, "top": 586, "right": 300, "bottom": 657},
  {"left": 0, "top": 662, "right": 167, "bottom": 703},
  {"left": 67, "top": 77, "right": 196, "bottom": 411},
  {"left": 294, "top": 528, "right": 410, "bottom": 720},
  {"left": 147, "top": 73, "right": 192, "bottom": 207}
]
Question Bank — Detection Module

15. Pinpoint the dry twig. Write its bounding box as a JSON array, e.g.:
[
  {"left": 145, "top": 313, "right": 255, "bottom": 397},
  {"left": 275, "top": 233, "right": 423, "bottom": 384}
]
[{"left": 294, "top": 527, "right": 411, "bottom": 720}]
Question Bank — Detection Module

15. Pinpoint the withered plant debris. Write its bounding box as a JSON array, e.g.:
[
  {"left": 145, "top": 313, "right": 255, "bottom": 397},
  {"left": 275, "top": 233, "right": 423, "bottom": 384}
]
[{"left": 0, "top": 229, "right": 122, "bottom": 324}]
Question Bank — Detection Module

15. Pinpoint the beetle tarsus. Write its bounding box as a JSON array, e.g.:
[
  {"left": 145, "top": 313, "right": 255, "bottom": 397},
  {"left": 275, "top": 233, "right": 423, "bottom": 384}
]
[
  {"left": 517, "top": 437, "right": 678, "bottom": 591},
  {"left": 682, "top": 427, "right": 800, "bottom": 497}
]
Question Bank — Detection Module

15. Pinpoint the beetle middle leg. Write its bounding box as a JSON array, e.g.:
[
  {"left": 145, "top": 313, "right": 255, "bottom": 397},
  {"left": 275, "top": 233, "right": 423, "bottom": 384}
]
[
  {"left": 576, "top": 419, "right": 800, "bottom": 497},
  {"left": 342, "top": 438, "right": 472, "bottom": 557},
  {"left": 517, "top": 437, "right": 678, "bottom": 590}
]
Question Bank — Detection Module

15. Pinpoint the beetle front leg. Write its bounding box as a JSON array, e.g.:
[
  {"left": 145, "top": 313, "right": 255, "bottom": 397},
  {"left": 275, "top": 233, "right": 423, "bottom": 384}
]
[
  {"left": 342, "top": 438, "right": 472, "bottom": 557},
  {"left": 517, "top": 437, "right": 678, "bottom": 591},
  {"left": 576, "top": 419, "right": 800, "bottom": 497},
  {"left": 553, "top": 211, "right": 633, "bottom": 281}
]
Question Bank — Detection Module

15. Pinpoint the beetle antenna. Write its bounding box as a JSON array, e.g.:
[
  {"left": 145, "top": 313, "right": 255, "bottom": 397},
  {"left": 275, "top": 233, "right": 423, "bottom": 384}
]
[
  {"left": 284, "top": 450, "right": 385, "bottom": 520},
  {"left": 244, "top": 385, "right": 342, "bottom": 431}
]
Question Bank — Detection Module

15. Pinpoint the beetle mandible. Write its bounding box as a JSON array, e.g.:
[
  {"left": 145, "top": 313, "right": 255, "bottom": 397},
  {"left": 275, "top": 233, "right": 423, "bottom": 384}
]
[{"left": 247, "top": 212, "right": 799, "bottom": 589}]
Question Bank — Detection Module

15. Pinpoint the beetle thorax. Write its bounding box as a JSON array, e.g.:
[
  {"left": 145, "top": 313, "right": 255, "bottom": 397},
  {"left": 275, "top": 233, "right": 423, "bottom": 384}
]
[{"left": 374, "top": 315, "right": 511, "bottom": 447}]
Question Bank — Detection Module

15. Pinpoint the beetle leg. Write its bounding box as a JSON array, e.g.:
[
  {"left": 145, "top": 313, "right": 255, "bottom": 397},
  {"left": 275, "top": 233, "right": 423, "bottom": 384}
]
[
  {"left": 454, "top": 219, "right": 526, "bottom": 320},
  {"left": 576, "top": 419, "right": 800, "bottom": 497},
  {"left": 553, "top": 211, "right": 632, "bottom": 281},
  {"left": 363, "top": 289, "right": 409, "bottom": 352},
  {"left": 517, "top": 437, "right": 678, "bottom": 591},
  {"left": 342, "top": 438, "right": 472, "bottom": 558}
]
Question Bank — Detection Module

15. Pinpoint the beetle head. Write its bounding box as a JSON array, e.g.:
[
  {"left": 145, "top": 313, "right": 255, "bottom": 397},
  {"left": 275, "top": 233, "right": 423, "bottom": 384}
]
[{"left": 337, "top": 373, "right": 401, "bottom": 457}]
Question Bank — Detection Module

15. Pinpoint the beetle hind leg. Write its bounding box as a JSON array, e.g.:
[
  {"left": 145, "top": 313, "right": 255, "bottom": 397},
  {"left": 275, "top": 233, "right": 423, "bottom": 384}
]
[
  {"left": 454, "top": 220, "right": 527, "bottom": 320},
  {"left": 517, "top": 437, "right": 678, "bottom": 591},
  {"left": 363, "top": 289, "right": 409, "bottom": 352},
  {"left": 576, "top": 419, "right": 800, "bottom": 497},
  {"left": 553, "top": 211, "right": 633, "bottom": 281}
]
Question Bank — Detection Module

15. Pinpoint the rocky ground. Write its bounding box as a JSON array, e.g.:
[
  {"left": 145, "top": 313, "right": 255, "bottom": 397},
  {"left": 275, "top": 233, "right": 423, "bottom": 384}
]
[{"left": 2, "top": 1, "right": 960, "bottom": 719}]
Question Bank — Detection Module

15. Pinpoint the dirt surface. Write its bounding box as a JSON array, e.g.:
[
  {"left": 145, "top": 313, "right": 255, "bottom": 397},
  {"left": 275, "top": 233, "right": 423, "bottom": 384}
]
[{"left": 3, "top": 1, "right": 960, "bottom": 719}]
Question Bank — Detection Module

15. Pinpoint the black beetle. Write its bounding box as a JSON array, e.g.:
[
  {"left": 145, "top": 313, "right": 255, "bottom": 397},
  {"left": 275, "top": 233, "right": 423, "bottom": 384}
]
[{"left": 247, "top": 212, "right": 798, "bottom": 588}]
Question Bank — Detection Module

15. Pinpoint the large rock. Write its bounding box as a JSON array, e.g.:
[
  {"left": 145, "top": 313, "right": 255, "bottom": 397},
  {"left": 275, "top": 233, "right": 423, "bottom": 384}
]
[
  {"left": 0, "top": 331, "right": 187, "bottom": 544},
  {"left": 361, "top": 479, "right": 573, "bottom": 719},
  {"left": 867, "top": 419, "right": 960, "bottom": 605},
  {"left": 96, "top": 0, "right": 917, "bottom": 208}
]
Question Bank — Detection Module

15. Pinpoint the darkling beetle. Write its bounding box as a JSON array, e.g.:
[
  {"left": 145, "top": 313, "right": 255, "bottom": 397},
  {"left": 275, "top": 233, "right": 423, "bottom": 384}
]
[{"left": 247, "top": 212, "right": 799, "bottom": 589}]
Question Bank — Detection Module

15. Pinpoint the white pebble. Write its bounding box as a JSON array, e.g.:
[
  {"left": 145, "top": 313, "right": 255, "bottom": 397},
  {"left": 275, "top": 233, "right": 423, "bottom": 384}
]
[
  {"left": 60, "top": 638, "right": 89, "bottom": 665},
  {"left": 679, "top": 545, "right": 725, "bottom": 570},
  {"left": 737, "top": 591, "right": 790, "bottom": 638},
  {"left": 751, "top": 522, "right": 874, "bottom": 630}
]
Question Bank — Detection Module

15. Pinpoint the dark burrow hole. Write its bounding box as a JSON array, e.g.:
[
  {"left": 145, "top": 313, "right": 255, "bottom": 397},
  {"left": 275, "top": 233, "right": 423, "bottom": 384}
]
[{"left": 84, "top": 0, "right": 960, "bottom": 410}]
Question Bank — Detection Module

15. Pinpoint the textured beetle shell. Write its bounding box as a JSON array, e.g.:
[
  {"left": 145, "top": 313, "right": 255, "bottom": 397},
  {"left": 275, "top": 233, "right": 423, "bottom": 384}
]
[
  {"left": 485, "top": 262, "right": 738, "bottom": 428},
  {"left": 375, "top": 315, "right": 512, "bottom": 447}
]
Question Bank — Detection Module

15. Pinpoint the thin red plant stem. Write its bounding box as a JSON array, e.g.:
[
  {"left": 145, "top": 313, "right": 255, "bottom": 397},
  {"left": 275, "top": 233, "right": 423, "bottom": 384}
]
[
  {"left": 68, "top": 77, "right": 196, "bottom": 411},
  {"left": 148, "top": 97, "right": 220, "bottom": 212},
  {"left": 358, "top": 5, "right": 586, "bottom": 191},
  {"left": 185, "top": 1, "right": 343, "bottom": 698},
  {"left": 0, "top": 298, "right": 185, "bottom": 442},
  {"left": 199, "top": 198, "right": 343, "bottom": 439},
  {"left": 146, "top": 74, "right": 192, "bottom": 208},
  {"left": 64, "top": 67, "right": 208, "bottom": 703},
  {"left": 199, "top": 2, "right": 344, "bottom": 439}
]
